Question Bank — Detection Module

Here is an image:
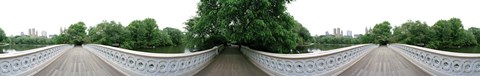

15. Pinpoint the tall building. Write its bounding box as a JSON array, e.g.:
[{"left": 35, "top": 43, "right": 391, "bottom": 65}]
[
  {"left": 41, "top": 31, "right": 47, "bottom": 38},
  {"left": 333, "top": 28, "right": 343, "bottom": 36},
  {"left": 325, "top": 31, "right": 330, "bottom": 35},
  {"left": 28, "top": 28, "right": 38, "bottom": 37},
  {"left": 20, "top": 32, "right": 25, "bottom": 36},
  {"left": 347, "top": 30, "right": 352, "bottom": 37},
  {"left": 333, "top": 28, "right": 337, "bottom": 36}
]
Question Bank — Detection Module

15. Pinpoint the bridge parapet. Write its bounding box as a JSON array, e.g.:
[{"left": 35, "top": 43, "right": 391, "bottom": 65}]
[
  {"left": 240, "top": 44, "right": 378, "bottom": 76},
  {"left": 389, "top": 44, "right": 480, "bottom": 76},
  {"left": 0, "top": 44, "right": 73, "bottom": 76},
  {"left": 83, "top": 44, "right": 223, "bottom": 76}
]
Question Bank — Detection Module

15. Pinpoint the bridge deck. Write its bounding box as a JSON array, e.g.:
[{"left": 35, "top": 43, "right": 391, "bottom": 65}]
[
  {"left": 35, "top": 47, "right": 124, "bottom": 76},
  {"left": 195, "top": 46, "right": 268, "bottom": 76},
  {"left": 339, "top": 46, "right": 429, "bottom": 76}
]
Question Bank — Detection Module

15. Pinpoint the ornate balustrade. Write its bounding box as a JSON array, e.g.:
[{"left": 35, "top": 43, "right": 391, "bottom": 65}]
[
  {"left": 83, "top": 44, "right": 223, "bottom": 76},
  {"left": 0, "top": 44, "right": 73, "bottom": 76},
  {"left": 388, "top": 44, "right": 480, "bottom": 76},
  {"left": 240, "top": 44, "right": 378, "bottom": 76}
]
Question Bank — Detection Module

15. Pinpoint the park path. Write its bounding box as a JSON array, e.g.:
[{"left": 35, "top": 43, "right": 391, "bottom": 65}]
[
  {"left": 339, "top": 46, "right": 429, "bottom": 76},
  {"left": 195, "top": 46, "right": 268, "bottom": 76},
  {"left": 35, "top": 47, "right": 124, "bottom": 76}
]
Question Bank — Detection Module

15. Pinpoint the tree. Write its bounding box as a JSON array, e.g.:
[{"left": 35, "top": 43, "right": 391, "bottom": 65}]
[
  {"left": 187, "top": 0, "right": 300, "bottom": 53},
  {"left": 468, "top": 27, "right": 480, "bottom": 45},
  {"left": 371, "top": 21, "right": 392, "bottom": 45},
  {"left": 88, "top": 21, "right": 127, "bottom": 46},
  {"left": 295, "top": 21, "right": 312, "bottom": 45},
  {"left": 66, "top": 22, "right": 87, "bottom": 45},
  {"left": 392, "top": 20, "right": 433, "bottom": 46},
  {"left": 125, "top": 18, "right": 172, "bottom": 49},
  {"left": 163, "top": 27, "right": 184, "bottom": 45},
  {"left": 429, "top": 18, "right": 477, "bottom": 49},
  {"left": 0, "top": 28, "right": 6, "bottom": 42}
]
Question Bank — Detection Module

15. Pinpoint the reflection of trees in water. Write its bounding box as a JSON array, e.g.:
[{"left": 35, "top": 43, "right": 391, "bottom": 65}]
[
  {"left": 134, "top": 45, "right": 194, "bottom": 53},
  {"left": 1, "top": 44, "right": 48, "bottom": 53},
  {"left": 295, "top": 44, "right": 355, "bottom": 54}
]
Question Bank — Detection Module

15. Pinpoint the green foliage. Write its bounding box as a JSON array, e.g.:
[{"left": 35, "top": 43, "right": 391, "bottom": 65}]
[
  {"left": 391, "top": 20, "right": 433, "bottom": 46},
  {"left": 124, "top": 18, "right": 173, "bottom": 49},
  {"left": 388, "top": 18, "right": 478, "bottom": 49},
  {"left": 295, "top": 21, "right": 312, "bottom": 45},
  {"left": 87, "top": 21, "right": 127, "bottom": 46},
  {"left": 9, "top": 36, "right": 53, "bottom": 44},
  {"left": 371, "top": 21, "right": 392, "bottom": 45},
  {"left": 0, "top": 28, "right": 5, "bottom": 42},
  {"left": 163, "top": 27, "right": 185, "bottom": 45},
  {"left": 428, "top": 18, "right": 477, "bottom": 48},
  {"left": 469, "top": 27, "right": 480, "bottom": 44},
  {"left": 187, "top": 0, "right": 300, "bottom": 53},
  {"left": 66, "top": 22, "right": 87, "bottom": 45}
]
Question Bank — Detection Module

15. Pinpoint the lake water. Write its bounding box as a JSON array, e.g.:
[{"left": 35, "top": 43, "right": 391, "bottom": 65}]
[
  {"left": 295, "top": 44, "right": 355, "bottom": 53},
  {"left": 439, "top": 46, "right": 480, "bottom": 53},
  {"left": 133, "top": 45, "right": 194, "bottom": 53},
  {"left": 0, "top": 44, "right": 49, "bottom": 54}
]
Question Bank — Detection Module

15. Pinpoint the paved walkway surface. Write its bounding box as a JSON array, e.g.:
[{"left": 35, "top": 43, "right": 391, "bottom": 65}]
[
  {"left": 339, "top": 46, "right": 429, "bottom": 76},
  {"left": 35, "top": 47, "right": 124, "bottom": 76},
  {"left": 195, "top": 46, "right": 268, "bottom": 76}
]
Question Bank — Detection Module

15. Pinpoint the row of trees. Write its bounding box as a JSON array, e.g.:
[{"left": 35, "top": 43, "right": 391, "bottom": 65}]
[
  {"left": 53, "top": 18, "right": 185, "bottom": 49},
  {"left": 391, "top": 18, "right": 478, "bottom": 49},
  {"left": 185, "top": 0, "right": 312, "bottom": 53},
  {"left": 312, "top": 18, "right": 479, "bottom": 49}
]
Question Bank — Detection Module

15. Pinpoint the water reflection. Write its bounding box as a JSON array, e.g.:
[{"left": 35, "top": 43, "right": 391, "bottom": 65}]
[
  {"left": 133, "top": 45, "right": 195, "bottom": 53},
  {"left": 439, "top": 46, "right": 480, "bottom": 53},
  {"left": 295, "top": 44, "right": 355, "bottom": 53},
  {"left": 0, "top": 44, "right": 48, "bottom": 54}
]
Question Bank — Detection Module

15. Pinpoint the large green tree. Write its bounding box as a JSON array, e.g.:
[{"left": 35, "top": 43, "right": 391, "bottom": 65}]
[
  {"left": 88, "top": 21, "right": 127, "bottom": 46},
  {"left": 187, "top": 0, "right": 299, "bottom": 53},
  {"left": 125, "top": 18, "right": 172, "bottom": 49},
  {"left": 163, "top": 27, "right": 184, "bottom": 45},
  {"left": 428, "top": 18, "right": 477, "bottom": 48},
  {"left": 66, "top": 22, "right": 87, "bottom": 45},
  {"left": 392, "top": 20, "right": 433, "bottom": 46},
  {"left": 468, "top": 27, "right": 480, "bottom": 44},
  {"left": 371, "top": 21, "right": 392, "bottom": 45},
  {"left": 0, "top": 28, "right": 6, "bottom": 42}
]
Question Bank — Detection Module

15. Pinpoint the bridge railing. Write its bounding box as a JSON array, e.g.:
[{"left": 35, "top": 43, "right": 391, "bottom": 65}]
[
  {"left": 388, "top": 44, "right": 480, "bottom": 76},
  {"left": 83, "top": 44, "right": 224, "bottom": 76},
  {"left": 0, "top": 44, "right": 73, "bottom": 76},
  {"left": 240, "top": 44, "right": 378, "bottom": 76}
]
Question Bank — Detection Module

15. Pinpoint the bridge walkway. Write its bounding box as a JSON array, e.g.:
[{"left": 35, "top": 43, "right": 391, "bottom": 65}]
[
  {"left": 339, "top": 46, "right": 429, "bottom": 76},
  {"left": 34, "top": 46, "right": 124, "bottom": 76},
  {"left": 195, "top": 46, "right": 268, "bottom": 76}
]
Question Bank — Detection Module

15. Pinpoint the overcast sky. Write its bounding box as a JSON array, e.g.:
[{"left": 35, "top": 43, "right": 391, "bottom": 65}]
[{"left": 0, "top": 0, "right": 479, "bottom": 36}]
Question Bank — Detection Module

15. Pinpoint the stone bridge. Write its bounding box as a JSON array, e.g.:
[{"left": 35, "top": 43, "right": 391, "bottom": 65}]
[{"left": 1, "top": 44, "right": 479, "bottom": 76}]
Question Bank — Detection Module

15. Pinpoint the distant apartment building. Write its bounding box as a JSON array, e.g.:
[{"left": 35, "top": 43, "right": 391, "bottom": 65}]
[
  {"left": 28, "top": 28, "right": 38, "bottom": 37},
  {"left": 20, "top": 32, "right": 25, "bottom": 36},
  {"left": 346, "top": 30, "right": 352, "bottom": 37},
  {"left": 333, "top": 28, "right": 343, "bottom": 36},
  {"left": 325, "top": 31, "right": 330, "bottom": 35},
  {"left": 41, "top": 31, "right": 47, "bottom": 38}
]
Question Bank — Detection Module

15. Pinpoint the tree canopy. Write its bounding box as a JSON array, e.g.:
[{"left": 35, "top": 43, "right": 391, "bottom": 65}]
[
  {"left": 371, "top": 21, "right": 392, "bottom": 45},
  {"left": 66, "top": 22, "right": 87, "bottom": 45},
  {"left": 0, "top": 28, "right": 6, "bottom": 42},
  {"left": 186, "top": 0, "right": 301, "bottom": 53}
]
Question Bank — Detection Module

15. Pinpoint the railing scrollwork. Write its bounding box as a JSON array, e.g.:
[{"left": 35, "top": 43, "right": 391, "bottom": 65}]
[
  {"left": 83, "top": 44, "right": 223, "bottom": 76},
  {"left": 389, "top": 44, "right": 480, "bottom": 76},
  {"left": 0, "top": 44, "right": 73, "bottom": 76},
  {"left": 240, "top": 44, "right": 378, "bottom": 76}
]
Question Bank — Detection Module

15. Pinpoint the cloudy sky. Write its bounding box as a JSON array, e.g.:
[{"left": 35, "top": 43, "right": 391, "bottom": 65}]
[{"left": 0, "top": 0, "right": 479, "bottom": 36}]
